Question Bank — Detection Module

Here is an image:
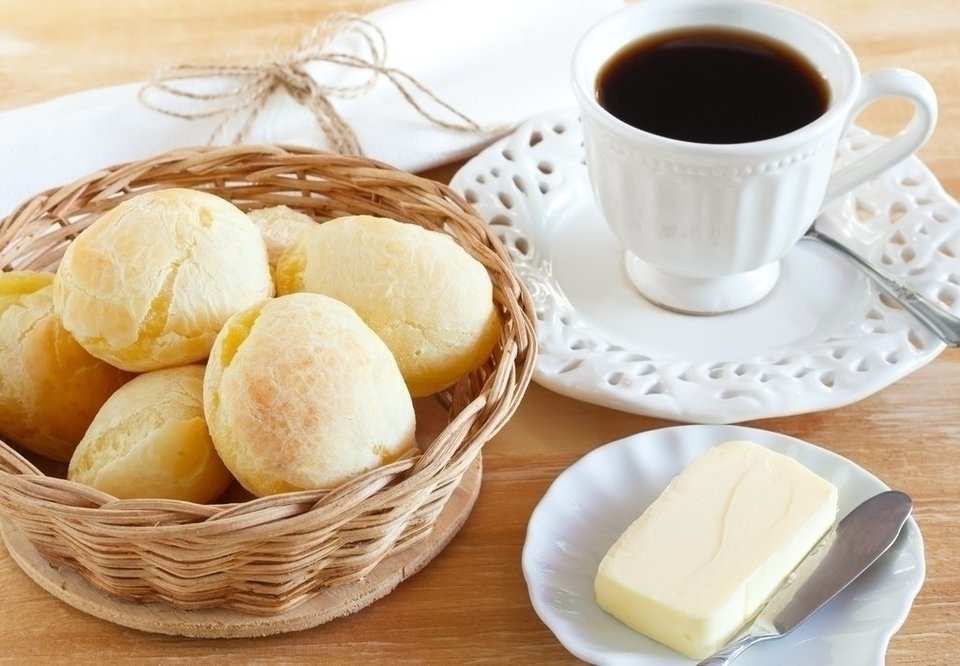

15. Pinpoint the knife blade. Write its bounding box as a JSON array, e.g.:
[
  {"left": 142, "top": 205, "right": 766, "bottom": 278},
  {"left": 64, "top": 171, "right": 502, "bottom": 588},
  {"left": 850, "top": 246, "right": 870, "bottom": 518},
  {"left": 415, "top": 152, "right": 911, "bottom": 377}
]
[{"left": 698, "top": 490, "right": 913, "bottom": 665}]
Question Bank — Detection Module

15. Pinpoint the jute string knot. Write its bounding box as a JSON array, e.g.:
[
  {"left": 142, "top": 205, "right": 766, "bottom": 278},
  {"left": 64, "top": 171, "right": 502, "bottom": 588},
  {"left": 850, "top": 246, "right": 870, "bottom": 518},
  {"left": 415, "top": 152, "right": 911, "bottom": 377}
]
[{"left": 138, "top": 14, "right": 490, "bottom": 154}]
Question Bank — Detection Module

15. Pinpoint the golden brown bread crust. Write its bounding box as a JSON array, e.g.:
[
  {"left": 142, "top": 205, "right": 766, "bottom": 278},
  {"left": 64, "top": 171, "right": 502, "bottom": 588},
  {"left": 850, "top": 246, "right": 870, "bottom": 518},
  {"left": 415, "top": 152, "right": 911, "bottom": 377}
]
[
  {"left": 53, "top": 188, "right": 274, "bottom": 372},
  {"left": 0, "top": 271, "right": 133, "bottom": 462},
  {"left": 275, "top": 215, "right": 501, "bottom": 397},
  {"left": 204, "top": 292, "right": 417, "bottom": 497},
  {"left": 67, "top": 364, "right": 232, "bottom": 502}
]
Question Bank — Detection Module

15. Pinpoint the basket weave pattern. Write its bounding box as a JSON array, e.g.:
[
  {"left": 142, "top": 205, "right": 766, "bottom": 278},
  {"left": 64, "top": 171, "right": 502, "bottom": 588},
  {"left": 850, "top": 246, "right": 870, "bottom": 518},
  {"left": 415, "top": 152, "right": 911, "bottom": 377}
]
[{"left": 0, "top": 146, "right": 536, "bottom": 615}]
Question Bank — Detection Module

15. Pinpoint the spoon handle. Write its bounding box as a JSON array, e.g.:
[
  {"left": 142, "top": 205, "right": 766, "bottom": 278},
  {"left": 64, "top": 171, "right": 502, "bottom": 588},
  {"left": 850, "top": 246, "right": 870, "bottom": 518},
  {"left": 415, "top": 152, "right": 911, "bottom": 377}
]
[{"left": 805, "top": 227, "right": 960, "bottom": 347}]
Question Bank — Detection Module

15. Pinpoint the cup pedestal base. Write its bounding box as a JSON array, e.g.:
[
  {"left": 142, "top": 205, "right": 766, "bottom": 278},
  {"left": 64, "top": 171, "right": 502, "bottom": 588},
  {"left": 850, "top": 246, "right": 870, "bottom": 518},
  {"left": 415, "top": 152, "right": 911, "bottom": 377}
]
[{"left": 624, "top": 252, "right": 780, "bottom": 315}]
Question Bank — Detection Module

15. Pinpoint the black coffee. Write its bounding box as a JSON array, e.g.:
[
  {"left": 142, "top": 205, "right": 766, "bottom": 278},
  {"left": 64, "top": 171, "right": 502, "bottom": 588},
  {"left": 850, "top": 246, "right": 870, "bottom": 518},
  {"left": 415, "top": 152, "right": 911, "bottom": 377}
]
[{"left": 596, "top": 28, "right": 830, "bottom": 144}]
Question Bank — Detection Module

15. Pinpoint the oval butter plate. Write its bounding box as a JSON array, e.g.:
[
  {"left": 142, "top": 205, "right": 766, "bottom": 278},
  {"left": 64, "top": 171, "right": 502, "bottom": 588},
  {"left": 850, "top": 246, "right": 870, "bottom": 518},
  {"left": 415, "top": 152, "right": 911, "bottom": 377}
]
[{"left": 521, "top": 425, "right": 924, "bottom": 666}]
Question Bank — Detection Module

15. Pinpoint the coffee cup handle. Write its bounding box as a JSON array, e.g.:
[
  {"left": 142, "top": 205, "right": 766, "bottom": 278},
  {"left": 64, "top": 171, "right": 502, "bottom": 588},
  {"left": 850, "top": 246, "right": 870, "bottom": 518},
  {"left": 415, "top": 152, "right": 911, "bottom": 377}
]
[{"left": 824, "top": 68, "right": 938, "bottom": 203}]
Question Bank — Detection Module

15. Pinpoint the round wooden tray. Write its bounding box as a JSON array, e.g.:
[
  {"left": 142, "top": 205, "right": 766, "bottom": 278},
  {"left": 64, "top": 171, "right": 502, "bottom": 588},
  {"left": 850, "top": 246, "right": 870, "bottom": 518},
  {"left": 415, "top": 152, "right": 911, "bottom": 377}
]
[{"left": 0, "top": 455, "right": 481, "bottom": 639}]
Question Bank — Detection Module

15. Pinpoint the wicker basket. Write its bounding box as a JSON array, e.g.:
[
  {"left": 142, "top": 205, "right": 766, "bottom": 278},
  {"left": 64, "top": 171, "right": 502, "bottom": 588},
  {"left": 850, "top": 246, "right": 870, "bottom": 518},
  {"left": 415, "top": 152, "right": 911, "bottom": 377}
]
[{"left": 0, "top": 145, "right": 536, "bottom": 616}]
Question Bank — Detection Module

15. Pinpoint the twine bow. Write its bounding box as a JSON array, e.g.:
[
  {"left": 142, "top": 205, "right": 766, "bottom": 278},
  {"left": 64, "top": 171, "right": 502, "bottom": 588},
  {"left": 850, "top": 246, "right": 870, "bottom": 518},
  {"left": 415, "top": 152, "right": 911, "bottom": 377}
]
[{"left": 138, "top": 14, "right": 489, "bottom": 155}]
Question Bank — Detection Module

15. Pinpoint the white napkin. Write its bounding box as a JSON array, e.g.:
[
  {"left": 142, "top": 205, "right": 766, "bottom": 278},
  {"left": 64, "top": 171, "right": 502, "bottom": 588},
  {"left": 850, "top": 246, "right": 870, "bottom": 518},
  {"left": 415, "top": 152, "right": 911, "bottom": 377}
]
[{"left": 0, "top": 0, "right": 621, "bottom": 217}]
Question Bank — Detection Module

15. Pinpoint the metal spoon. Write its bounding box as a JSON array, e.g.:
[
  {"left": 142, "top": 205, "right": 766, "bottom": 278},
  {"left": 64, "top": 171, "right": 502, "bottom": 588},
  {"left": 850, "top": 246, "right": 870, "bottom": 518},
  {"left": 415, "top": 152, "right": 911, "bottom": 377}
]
[{"left": 803, "top": 225, "right": 960, "bottom": 346}]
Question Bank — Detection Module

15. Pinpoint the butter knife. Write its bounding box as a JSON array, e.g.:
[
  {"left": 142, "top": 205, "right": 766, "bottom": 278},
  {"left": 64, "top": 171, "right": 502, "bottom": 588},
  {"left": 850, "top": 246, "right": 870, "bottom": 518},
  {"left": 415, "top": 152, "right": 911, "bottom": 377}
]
[{"left": 697, "top": 490, "right": 913, "bottom": 666}]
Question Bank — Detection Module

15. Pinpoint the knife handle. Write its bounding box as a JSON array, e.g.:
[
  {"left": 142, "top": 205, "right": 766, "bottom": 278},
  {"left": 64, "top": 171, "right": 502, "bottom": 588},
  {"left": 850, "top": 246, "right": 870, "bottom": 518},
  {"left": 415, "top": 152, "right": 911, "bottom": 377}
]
[{"left": 697, "top": 633, "right": 776, "bottom": 666}]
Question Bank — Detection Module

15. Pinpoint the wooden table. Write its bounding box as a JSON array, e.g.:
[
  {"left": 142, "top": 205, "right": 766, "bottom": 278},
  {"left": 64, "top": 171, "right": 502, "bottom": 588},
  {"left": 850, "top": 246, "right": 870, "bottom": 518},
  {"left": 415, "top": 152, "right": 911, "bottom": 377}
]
[{"left": 1, "top": 0, "right": 957, "bottom": 662}]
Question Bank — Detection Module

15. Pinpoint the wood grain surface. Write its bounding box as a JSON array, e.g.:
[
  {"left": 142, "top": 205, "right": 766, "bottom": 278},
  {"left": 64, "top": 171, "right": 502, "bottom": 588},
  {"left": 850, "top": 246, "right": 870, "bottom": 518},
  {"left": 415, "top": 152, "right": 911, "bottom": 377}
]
[{"left": 1, "top": 0, "right": 958, "bottom": 663}]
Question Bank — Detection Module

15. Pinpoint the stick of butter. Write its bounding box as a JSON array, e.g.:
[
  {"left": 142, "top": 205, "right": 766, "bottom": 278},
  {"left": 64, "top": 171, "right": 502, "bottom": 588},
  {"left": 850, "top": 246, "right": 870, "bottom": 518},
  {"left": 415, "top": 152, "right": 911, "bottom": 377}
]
[{"left": 594, "top": 440, "right": 838, "bottom": 659}]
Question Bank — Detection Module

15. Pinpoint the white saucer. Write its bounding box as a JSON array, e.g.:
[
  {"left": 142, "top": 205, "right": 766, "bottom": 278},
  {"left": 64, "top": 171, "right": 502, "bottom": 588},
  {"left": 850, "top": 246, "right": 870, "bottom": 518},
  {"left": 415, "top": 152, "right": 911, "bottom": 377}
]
[
  {"left": 521, "top": 425, "right": 925, "bottom": 666},
  {"left": 450, "top": 109, "right": 960, "bottom": 422}
]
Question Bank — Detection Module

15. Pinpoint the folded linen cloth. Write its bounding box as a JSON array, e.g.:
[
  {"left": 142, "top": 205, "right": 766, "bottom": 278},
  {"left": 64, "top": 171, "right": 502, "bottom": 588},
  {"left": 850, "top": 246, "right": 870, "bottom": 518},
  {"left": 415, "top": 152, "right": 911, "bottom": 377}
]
[{"left": 0, "top": 0, "right": 621, "bottom": 217}]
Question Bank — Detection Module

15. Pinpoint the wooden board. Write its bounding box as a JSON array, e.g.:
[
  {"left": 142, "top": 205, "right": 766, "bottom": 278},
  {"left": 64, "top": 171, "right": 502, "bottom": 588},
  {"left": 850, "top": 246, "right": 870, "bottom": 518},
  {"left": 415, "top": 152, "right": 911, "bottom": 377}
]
[{"left": 0, "top": 455, "right": 481, "bottom": 639}]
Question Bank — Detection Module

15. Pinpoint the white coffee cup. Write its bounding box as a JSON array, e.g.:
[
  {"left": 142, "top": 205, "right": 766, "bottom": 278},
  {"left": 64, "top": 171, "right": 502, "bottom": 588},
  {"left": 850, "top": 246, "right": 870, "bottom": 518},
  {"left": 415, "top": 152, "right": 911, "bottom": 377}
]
[{"left": 572, "top": 0, "right": 938, "bottom": 314}]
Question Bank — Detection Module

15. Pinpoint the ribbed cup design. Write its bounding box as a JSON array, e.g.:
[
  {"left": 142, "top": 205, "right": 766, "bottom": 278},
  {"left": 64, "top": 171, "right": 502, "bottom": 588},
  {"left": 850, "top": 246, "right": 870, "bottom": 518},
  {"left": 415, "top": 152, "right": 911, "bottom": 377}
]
[{"left": 582, "top": 116, "right": 843, "bottom": 278}]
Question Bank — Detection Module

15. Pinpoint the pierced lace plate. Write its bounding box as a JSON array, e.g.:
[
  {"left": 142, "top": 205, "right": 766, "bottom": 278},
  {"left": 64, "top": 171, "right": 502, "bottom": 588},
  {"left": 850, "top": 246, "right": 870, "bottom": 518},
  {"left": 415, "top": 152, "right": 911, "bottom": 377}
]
[{"left": 450, "top": 109, "right": 959, "bottom": 422}]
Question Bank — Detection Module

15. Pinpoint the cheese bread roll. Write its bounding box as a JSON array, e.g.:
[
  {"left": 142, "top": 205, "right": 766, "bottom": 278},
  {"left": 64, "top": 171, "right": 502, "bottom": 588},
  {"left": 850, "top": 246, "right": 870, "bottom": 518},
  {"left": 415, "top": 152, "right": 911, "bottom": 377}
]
[
  {"left": 204, "top": 293, "right": 417, "bottom": 496},
  {"left": 68, "top": 365, "right": 232, "bottom": 503},
  {"left": 54, "top": 188, "right": 274, "bottom": 372},
  {"left": 0, "top": 271, "right": 132, "bottom": 462},
  {"left": 275, "top": 215, "right": 501, "bottom": 397},
  {"left": 247, "top": 205, "right": 317, "bottom": 270}
]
